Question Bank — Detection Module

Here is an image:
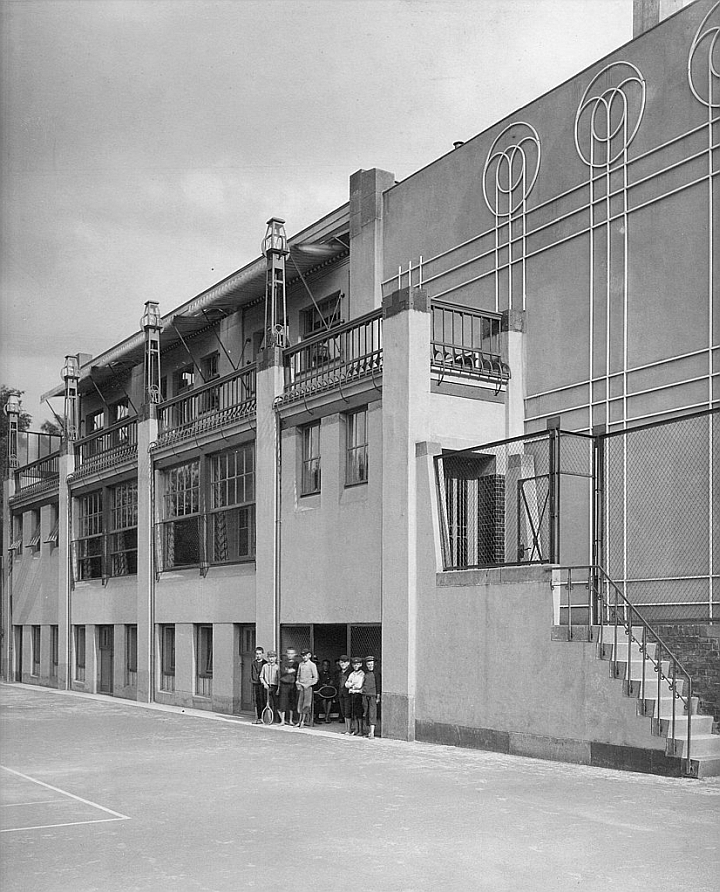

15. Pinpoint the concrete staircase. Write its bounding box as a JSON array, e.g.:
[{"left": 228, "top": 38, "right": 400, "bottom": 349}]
[{"left": 556, "top": 624, "right": 720, "bottom": 778}]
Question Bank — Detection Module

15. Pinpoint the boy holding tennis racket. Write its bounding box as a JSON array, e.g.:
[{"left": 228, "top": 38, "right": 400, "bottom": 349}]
[
  {"left": 296, "top": 649, "right": 318, "bottom": 729},
  {"left": 260, "top": 650, "right": 279, "bottom": 721},
  {"left": 250, "top": 647, "right": 267, "bottom": 724}
]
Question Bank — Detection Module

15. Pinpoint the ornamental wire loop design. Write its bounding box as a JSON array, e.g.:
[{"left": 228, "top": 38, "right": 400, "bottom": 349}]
[
  {"left": 481, "top": 122, "right": 541, "bottom": 313},
  {"left": 688, "top": 0, "right": 720, "bottom": 108}
]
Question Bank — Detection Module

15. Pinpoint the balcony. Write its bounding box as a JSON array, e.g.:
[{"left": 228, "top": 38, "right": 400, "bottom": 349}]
[
  {"left": 156, "top": 365, "right": 256, "bottom": 447},
  {"left": 431, "top": 301, "right": 510, "bottom": 385},
  {"left": 281, "top": 310, "right": 383, "bottom": 405},
  {"left": 13, "top": 451, "right": 60, "bottom": 500},
  {"left": 75, "top": 417, "right": 138, "bottom": 477}
]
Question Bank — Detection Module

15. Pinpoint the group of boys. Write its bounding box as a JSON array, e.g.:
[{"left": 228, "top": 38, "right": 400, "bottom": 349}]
[{"left": 250, "top": 647, "right": 381, "bottom": 739}]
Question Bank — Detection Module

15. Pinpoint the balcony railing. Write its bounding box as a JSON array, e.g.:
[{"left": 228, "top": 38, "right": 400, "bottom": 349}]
[
  {"left": 14, "top": 451, "right": 60, "bottom": 497},
  {"left": 75, "top": 417, "right": 138, "bottom": 475},
  {"left": 157, "top": 365, "right": 256, "bottom": 445},
  {"left": 431, "top": 301, "right": 510, "bottom": 383},
  {"left": 281, "top": 310, "right": 383, "bottom": 403}
]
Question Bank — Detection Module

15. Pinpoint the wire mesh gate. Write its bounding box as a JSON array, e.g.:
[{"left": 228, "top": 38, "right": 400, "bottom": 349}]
[{"left": 435, "top": 408, "right": 718, "bottom": 623}]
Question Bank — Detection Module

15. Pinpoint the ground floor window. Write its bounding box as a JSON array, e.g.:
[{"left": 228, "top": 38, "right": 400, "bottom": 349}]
[
  {"left": 50, "top": 625, "right": 58, "bottom": 678},
  {"left": 74, "top": 625, "right": 86, "bottom": 682},
  {"left": 31, "top": 626, "right": 41, "bottom": 676},
  {"left": 196, "top": 625, "right": 213, "bottom": 697},
  {"left": 126, "top": 625, "right": 137, "bottom": 685},
  {"left": 279, "top": 624, "right": 381, "bottom": 667},
  {"left": 160, "top": 625, "right": 175, "bottom": 692}
]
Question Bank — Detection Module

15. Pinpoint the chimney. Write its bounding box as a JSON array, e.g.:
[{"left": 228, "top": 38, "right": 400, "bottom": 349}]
[{"left": 633, "top": 0, "right": 690, "bottom": 38}]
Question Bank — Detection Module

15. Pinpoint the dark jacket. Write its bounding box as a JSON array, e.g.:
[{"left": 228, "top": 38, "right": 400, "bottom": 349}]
[
  {"left": 250, "top": 657, "right": 267, "bottom": 686},
  {"left": 279, "top": 657, "right": 299, "bottom": 685},
  {"left": 362, "top": 667, "right": 381, "bottom": 697}
]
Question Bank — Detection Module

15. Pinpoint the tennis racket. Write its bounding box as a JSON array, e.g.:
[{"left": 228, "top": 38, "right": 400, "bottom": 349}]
[{"left": 261, "top": 689, "right": 274, "bottom": 725}]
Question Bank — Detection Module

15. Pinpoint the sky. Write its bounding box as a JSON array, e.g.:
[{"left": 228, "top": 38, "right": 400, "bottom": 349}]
[{"left": 1, "top": 0, "right": 632, "bottom": 425}]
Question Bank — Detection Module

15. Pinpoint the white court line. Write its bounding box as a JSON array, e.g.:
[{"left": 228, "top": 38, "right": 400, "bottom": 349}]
[
  {"left": 2, "top": 818, "right": 127, "bottom": 834},
  {"left": 2, "top": 799, "right": 66, "bottom": 808},
  {"left": 0, "top": 765, "right": 130, "bottom": 833}
]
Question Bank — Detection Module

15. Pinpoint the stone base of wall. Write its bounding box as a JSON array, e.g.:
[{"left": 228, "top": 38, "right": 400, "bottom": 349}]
[{"left": 415, "top": 719, "right": 685, "bottom": 777}]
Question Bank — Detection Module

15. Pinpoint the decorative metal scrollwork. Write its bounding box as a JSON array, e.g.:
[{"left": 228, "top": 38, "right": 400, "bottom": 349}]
[
  {"left": 688, "top": 0, "right": 720, "bottom": 108},
  {"left": 574, "top": 62, "right": 646, "bottom": 168},
  {"left": 482, "top": 122, "right": 541, "bottom": 217}
]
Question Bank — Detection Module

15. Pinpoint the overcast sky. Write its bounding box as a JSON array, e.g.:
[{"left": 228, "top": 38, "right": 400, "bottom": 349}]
[{"left": 1, "top": 0, "right": 631, "bottom": 424}]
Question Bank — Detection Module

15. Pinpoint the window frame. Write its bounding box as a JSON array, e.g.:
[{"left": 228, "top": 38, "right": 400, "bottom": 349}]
[
  {"left": 160, "top": 624, "right": 175, "bottom": 691},
  {"left": 27, "top": 509, "right": 41, "bottom": 552},
  {"left": 300, "top": 422, "right": 321, "bottom": 496},
  {"left": 74, "top": 491, "right": 104, "bottom": 580},
  {"left": 31, "top": 625, "right": 41, "bottom": 676},
  {"left": 109, "top": 481, "right": 138, "bottom": 577},
  {"left": 345, "top": 408, "right": 369, "bottom": 486},
  {"left": 75, "top": 625, "right": 86, "bottom": 681},
  {"left": 196, "top": 624, "right": 213, "bottom": 697},
  {"left": 126, "top": 625, "right": 138, "bottom": 679},
  {"left": 50, "top": 625, "right": 59, "bottom": 677},
  {"left": 174, "top": 364, "right": 195, "bottom": 395},
  {"left": 209, "top": 444, "right": 256, "bottom": 564}
]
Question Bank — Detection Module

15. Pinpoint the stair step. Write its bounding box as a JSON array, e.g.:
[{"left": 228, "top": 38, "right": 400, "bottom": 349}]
[
  {"left": 666, "top": 733, "right": 720, "bottom": 760},
  {"left": 657, "top": 714, "right": 715, "bottom": 735}
]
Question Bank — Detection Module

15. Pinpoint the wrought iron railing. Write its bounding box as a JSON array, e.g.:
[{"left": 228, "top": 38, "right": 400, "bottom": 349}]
[
  {"left": 431, "top": 301, "right": 510, "bottom": 383},
  {"left": 75, "top": 417, "right": 138, "bottom": 474},
  {"left": 281, "top": 310, "right": 382, "bottom": 402},
  {"left": 13, "top": 431, "right": 61, "bottom": 470},
  {"left": 556, "top": 565, "right": 696, "bottom": 776},
  {"left": 14, "top": 451, "right": 60, "bottom": 496},
  {"left": 157, "top": 365, "right": 256, "bottom": 444}
]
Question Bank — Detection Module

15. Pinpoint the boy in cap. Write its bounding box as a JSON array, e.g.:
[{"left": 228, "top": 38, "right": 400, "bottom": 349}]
[
  {"left": 278, "top": 648, "right": 299, "bottom": 725},
  {"left": 296, "top": 649, "right": 318, "bottom": 729},
  {"left": 250, "top": 646, "right": 267, "bottom": 724},
  {"left": 260, "top": 650, "right": 279, "bottom": 721},
  {"left": 345, "top": 657, "right": 365, "bottom": 736},
  {"left": 361, "top": 656, "right": 381, "bottom": 739}
]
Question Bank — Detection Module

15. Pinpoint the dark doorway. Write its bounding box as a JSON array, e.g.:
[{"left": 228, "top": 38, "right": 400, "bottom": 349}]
[
  {"left": 98, "top": 625, "right": 114, "bottom": 694},
  {"left": 238, "top": 624, "right": 256, "bottom": 712}
]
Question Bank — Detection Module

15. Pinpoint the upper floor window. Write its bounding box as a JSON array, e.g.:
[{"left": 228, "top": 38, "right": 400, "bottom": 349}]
[
  {"left": 210, "top": 444, "right": 255, "bottom": 562},
  {"left": 161, "top": 460, "right": 201, "bottom": 569},
  {"left": 109, "top": 481, "right": 138, "bottom": 577},
  {"left": 75, "top": 491, "right": 103, "bottom": 580},
  {"left": 201, "top": 352, "right": 219, "bottom": 381},
  {"left": 86, "top": 409, "right": 104, "bottom": 435},
  {"left": 174, "top": 364, "right": 195, "bottom": 394},
  {"left": 45, "top": 503, "right": 59, "bottom": 549},
  {"left": 111, "top": 399, "right": 129, "bottom": 424},
  {"left": 10, "top": 515, "right": 22, "bottom": 555},
  {"left": 301, "top": 423, "right": 321, "bottom": 495},
  {"left": 346, "top": 408, "right": 368, "bottom": 486},
  {"left": 302, "top": 292, "right": 343, "bottom": 336},
  {"left": 27, "top": 509, "right": 41, "bottom": 553},
  {"left": 164, "top": 461, "right": 200, "bottom": 517}
]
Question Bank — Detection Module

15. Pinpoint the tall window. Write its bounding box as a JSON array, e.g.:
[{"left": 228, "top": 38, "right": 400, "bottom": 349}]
[
  {"left": 301, "top": 423, "right": 321, "bottom": 495},
  {"left": 109, "top": 481, "right": 138, "bottom": 576},
  {"left": 75, "top": 625, "right": 86, "bottom": 682},
  {"left": 196, "top": 624, "right": 213, "bottom": 697},
  {"left": 31, "top": 626, "right": 41, "bottom": 676},
  {"left": 45, "top": 504, "right": 59, "bottom": 550},
  {"left": 174, "top": 364, "right": 195, "bottom": 394},
  {"left": 200, "top": 352, "right": 220, "bottom": 412},
  {"left": 86, "top": 409, "right": 104, "bottom": 434},
  {"left": 51, "top": 626, "right": 59, "bottom": 678},
  {"left": 27, "top": 509, "right": 41, "bottom": 553},
  {"left": 346, "top": 408, "right": 368, "bottom": 486},
  {"left": 160, "top": 625, "right": 175, "bottom": 691},
  {"left": 126, "top": 625, "right": 137, "bottom": 684},
  {"left": 162, "top": 460, "right": 201, "bottom": 568},
  {"left": 111, "top": 398, "right": 129, "bottom": 424},
  {"left": 210, "top": 444, "right": 255, "bottom": 563},
  {"left": 76, "top": 491, "right": 103, "bottom": 580},
  {"left": 10, "top": 514, "right": 22, "bottom": 555},
  {"left": 302, "top": 292, "right": 343, "bottom": 335}
]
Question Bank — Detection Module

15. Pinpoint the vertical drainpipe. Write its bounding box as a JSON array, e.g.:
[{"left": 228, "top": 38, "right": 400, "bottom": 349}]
[
  {"left": 3, "top": 395, "right": 20, "bottom": 681},
  {"left": 62, "top": 355, "right": 80, "bottom": 690},
  {"left": 261, "top": 218, "right": 288, "bottom": 653},
  {"left": 140, "top": 301, "right": 162, "bottom": 702}
]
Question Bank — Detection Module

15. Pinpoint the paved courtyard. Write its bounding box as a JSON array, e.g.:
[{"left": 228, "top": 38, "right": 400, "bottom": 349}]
[{"left": 1, "top": 684, "right": 718, "bottom": 891}]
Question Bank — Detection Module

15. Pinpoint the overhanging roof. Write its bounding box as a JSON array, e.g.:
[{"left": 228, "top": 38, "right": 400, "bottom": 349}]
[{"left": 41, "top": 203, "right": 350, "bottom": 401}]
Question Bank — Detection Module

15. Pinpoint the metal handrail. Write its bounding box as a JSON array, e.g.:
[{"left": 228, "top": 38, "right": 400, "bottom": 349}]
[
  {"left": 14, "top": 451, "right": 61, "bottom": 491},
  {"left": 558, "top": 564, "right": 694, "bottom": 776},
  {"left": 75, "top": 416, "right": 138, "bottom": 470}
]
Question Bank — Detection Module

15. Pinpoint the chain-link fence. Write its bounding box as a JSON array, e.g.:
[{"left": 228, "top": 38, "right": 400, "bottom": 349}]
[
  {"left": 280, "top": 624, "right": 382, "bottom": 665},
  {"left": 602, "top": 409, "right": 719, "bottom": 623},
  {"left": 436, "top": 429, "right": 594, "bottom": 569}
]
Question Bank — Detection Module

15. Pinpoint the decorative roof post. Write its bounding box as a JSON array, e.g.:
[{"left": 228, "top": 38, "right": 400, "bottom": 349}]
[
  {"left": 141, "top": 301, "right": 162, "bottom": 414},
  {"left": 62, "top": 355, "right": 80, "bottom": 442},
  {"left": 4, "top": 393, "right": 20, "bottom": 474},
  {"left": 262, "top": 218, "right": 289, "bottom": 348}
]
